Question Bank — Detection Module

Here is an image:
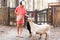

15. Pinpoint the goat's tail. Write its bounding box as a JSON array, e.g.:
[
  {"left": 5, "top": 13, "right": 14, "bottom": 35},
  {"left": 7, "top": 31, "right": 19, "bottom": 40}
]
[{"left": 45, "top": 24, "right": 54, "bottom": 29}]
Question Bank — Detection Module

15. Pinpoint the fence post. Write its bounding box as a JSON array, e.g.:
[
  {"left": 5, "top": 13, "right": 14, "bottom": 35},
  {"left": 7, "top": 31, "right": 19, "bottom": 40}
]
[
  {"left": 7, "top": 7, "right": 10, "bottom": 26},
  {"left": 34, "top": 10, "right": 38, "bottom": 24}
]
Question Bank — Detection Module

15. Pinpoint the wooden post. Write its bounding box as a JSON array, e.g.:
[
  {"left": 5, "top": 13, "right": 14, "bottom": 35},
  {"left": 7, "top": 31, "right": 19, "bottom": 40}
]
[
  {"left": 0, "top": 0, "right": 8, "bottom": 25},
  {"left": 1, "top": 0, "right": 7, "bottom": 7},
  {"left": 35, "top": 10, "right": 38, "bottom": 24},
  {"left": 51, "top": 7, "right": 53, "bottom": 25},
  {"left": 47, "top": 4, "right": 49, "bottom": 24},
  {"left": 7, "top": 7, "right": 10, "bottom": 25},
  {"left": 15, "top": 0, "right": 19, "bottom": 7}
]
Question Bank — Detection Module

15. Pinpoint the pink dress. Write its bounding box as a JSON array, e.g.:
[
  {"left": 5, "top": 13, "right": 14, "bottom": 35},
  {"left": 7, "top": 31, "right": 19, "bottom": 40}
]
[{"left": 15, "top": 6, "right": 27, "bottom": 25}]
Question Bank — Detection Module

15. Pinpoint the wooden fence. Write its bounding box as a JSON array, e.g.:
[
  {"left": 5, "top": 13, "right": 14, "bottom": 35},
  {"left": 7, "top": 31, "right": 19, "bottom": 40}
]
[{"left": 8, "top": 8, "right": 52, "bottom": 26}]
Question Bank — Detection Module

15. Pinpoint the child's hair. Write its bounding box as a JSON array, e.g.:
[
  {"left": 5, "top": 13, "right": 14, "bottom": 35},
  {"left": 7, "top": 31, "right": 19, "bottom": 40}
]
[
  {"left": 20, "top": 1, "right": 22, "bottom": 5},
  {"left": 20, "top": 1, "right": 25, "bottom": 6}
]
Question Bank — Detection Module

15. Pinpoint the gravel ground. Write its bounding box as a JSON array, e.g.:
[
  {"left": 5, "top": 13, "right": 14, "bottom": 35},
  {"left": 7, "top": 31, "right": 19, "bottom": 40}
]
[{"left": 0, "top": 25, "right": 60, "bottom": 40}]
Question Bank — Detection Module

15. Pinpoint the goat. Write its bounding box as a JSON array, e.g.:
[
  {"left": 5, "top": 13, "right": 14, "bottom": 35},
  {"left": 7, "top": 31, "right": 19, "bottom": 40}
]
[{"left": 27, "top": 17, "right": 53, "bottom": 40}]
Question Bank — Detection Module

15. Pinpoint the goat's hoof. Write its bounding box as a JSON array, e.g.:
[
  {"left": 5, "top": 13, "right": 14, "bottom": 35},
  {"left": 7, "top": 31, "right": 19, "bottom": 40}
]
[
  {"left": 34, "top": 38, "right": 37, "bottom": 40},
  {"left": 39, "top": 37, "right": 41, "bottom": 39},
  {"left": 29, "top": 34, "right": 32, "bottom": 38}
]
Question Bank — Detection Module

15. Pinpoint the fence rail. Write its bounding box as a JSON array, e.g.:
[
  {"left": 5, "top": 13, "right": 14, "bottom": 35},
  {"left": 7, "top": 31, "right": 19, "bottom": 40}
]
[{"left": 9, "top": 8, "right": 52, "bottom": 26}]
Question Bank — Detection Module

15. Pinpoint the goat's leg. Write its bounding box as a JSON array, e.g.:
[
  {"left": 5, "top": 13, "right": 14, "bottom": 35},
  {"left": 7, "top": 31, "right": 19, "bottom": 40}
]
[
  {"left": 29, "top": 33, "right": 32, "bottom": 38},
  {"left": 45, "top": 33, "right": 49, "bottom": 40},
  {"left": 39, "top": 34, "right": 42, "bottom": 39},
  {"left": 34, "top": 34, "right": 36, "bottom": 40},
  {"left": 33, "top": 32, "right": 36, "bottom": 40},
  {"left": 26, "top": 21, "right": 32, "bottom": 38}
]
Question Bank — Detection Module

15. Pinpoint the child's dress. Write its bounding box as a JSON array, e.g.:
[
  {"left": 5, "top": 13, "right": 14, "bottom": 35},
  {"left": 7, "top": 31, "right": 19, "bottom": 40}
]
[{"left": 15, "top": 6, "right": 27, "bottom": 25}]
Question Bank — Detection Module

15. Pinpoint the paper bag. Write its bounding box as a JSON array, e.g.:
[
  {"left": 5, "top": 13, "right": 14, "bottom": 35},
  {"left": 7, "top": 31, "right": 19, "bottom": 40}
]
[{"left": 16, "top": 15, "right": 22, "bottom": 21}]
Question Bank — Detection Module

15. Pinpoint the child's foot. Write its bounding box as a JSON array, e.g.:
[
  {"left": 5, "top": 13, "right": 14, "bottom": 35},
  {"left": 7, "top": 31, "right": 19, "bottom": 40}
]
[
  {"left": 20, "top": 36, "right": 23, "bottom": 38},
  {"left": 19, "top": 34, "right": 24, "bottom": 38},
  {"left": 16, "top": 34, "right": 20, "bottom": 37},
  {"left": 16, "top": 35, "right": 20, "bottom": 37},
  {"left": 16, "top": 35, "right": 23, "bottom": 38},
  {"left": 19, "top": 35, "right": 24, "bottom": 38}
]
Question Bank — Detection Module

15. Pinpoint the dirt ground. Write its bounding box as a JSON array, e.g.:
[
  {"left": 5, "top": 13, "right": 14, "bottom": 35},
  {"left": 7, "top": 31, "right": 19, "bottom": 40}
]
[{"left": 0, "top": 25, "right": 60, "bottom": 40}]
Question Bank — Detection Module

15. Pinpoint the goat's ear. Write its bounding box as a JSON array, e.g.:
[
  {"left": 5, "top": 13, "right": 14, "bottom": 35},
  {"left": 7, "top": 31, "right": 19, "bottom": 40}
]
[{"left": 31, "top": 17, "right": 35, "bottom": 21}]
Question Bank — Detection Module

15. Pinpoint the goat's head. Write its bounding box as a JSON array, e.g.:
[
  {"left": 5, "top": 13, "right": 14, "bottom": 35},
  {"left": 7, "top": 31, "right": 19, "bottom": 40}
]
[{"left": 27, "top": 17, "right": 34, "bottom": 22}]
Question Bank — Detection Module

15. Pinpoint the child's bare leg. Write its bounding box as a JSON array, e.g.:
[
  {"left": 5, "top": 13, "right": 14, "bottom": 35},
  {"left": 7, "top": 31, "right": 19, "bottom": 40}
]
[
  {"left": 19, "top": 24, "right": 23, "bottom": 37},
  {"left": 16, "top": 24, "right": 20, "bottom": 36}
]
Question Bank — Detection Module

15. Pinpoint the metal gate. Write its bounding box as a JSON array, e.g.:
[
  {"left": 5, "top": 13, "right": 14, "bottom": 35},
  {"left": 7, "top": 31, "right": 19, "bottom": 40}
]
[
  {"left": 8, "top": 8, "right": 53, "bottom": 26},
  {"left": 26, "top": 9, "right": 53, "bottom": 25}
]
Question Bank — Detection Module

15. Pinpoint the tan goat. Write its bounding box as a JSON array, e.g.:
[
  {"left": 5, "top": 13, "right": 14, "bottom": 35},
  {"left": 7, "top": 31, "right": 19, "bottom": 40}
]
[{"left": 27, "top": 17, "right": 53, "bottom": 40}]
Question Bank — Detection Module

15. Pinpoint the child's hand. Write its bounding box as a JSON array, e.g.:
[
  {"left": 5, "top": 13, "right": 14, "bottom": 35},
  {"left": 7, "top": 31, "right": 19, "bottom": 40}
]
[
  {"left": 27, "top": 15, "right": 29, "bottom": 17},
  {"left": 25, "top": 14, "right": 30, "bottom": 17}
]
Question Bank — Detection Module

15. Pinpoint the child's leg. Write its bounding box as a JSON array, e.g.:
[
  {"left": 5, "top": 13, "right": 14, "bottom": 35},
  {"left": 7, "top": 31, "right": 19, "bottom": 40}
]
[
  {"left": 17, "top": 24, "right": 20, "bottom": 36},
  {"left": 19, "top": 23, "right": 23, "bottom": 38},
  {"left": 19, "top": 25, "right": 22, "bottom": 36}
]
